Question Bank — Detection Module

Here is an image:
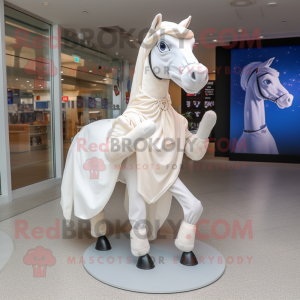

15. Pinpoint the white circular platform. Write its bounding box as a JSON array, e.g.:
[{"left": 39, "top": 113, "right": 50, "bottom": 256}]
[
  {"left": 0, "top": 230, "right": 15, "bottom": 274},
  {"left": 83, "top": 233, "right": 225, "bottom": 293}
]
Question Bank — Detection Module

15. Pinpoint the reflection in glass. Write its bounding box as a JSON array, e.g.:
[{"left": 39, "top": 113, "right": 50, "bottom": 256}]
[
  {"left": 5, "top": 6, "right": 54, "bottom": 190},
  {"left": 61, "top": 38, "right": 123, "bottom": 164}
]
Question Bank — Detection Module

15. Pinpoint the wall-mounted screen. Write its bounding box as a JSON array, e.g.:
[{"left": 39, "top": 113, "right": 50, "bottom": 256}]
[
  {"left": 230, "top": 45, "right": 300, "bottom": 156},
  {"left": 182, "top": 80, "right": 215, "bottom": 136}
]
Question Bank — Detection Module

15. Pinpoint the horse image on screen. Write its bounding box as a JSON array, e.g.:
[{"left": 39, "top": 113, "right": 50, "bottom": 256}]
[{"left": 234, "top": 57, "right": 294, "bottom": 155}]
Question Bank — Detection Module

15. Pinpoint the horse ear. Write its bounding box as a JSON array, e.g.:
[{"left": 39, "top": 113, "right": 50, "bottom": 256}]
[
  {"left": 150, "top": 14, "right": 162, "bottom": 32},
  {"left": 179, "top": 16, "right": 192, "bottom": 28},
  {"left": 261, "top": 57, "right": 275, "bottom": 68}
]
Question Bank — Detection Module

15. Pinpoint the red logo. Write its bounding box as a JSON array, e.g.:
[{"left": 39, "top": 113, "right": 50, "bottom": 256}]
[
  {"left": 62, "top": 96, "right": 69, "bottom": 102},
  {"left": 23, "top": 246, "right": 56, "bottom": 277},
  {"left": 83, "top": 157, "right": 106, "bottom": 179},
  {"left": 24, "top": 56, "right": 57, "bottom": 88}
]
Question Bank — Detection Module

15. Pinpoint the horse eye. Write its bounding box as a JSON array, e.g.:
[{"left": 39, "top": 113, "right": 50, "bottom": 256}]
[
  {"left": 263, "top": 79, "right": 272, "bottom": 85},
  {"left": 158, "top": 41, "right": 169, "bottom": 52}
]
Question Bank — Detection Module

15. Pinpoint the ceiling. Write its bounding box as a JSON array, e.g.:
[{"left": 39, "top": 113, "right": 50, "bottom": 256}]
[{"left": 5, "top": 0, "right": 300, "bottom": 69}]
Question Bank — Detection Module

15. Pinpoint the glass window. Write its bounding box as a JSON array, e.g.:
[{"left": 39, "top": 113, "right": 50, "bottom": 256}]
[
  {"left": 61, "top": 38, "right": 123, "bottom": 163},
  {"left": 5, "top": 6, "right": 54, "bottom": 190}
]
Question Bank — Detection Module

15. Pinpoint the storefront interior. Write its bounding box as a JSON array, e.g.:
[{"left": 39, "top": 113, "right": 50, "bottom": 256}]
[{"left": 4, "top": 6, "right": 133, "bottom": 190}]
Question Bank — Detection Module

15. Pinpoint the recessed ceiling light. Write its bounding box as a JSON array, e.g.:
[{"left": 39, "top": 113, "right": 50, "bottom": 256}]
[
  {"left": 238, "top": 29, "right": 243, "bottom": 33},
  {"left": 103, "top": 79, "right": 107, "bottom": 81},
  {"left": 27, "top": 81, "right": 29, "bottom": 82},
  {"left": 129, "top": 39, "right": 134, "bottom": 42},
  {"left": 89, "top": 70, "right": 92, "bottom": 72},
  {"left": 230, "top": 0, "right": 255, "bottom": 7},
  {"left": 116, "top": 52, "right": 119, "bottom": 55},
  {"left": 61, "top": 71, "right": 63, "bottom": 73},
  {"left": 259, "top": 35, "right": 264, "bottom": 39},
  {"left": 267, "top": 2, "right": 277, "bottom": 6},
  {"left": 42, "top": 2, "right": 50, "bottom": 5},
  {"left": 209, "top": 33, "right": 214, "bottom": 36},
  {"left": 213, "top": 39, "right": 218, "bottom": 42},
  {"left": 61, "top": 79, "right": 64, "bottom": 80},
  {"left": 16, "top": 78, "right": 18, "bottom": 80},
  {"left": 195, "top": 42, "right": 199, "bottom": 45}
]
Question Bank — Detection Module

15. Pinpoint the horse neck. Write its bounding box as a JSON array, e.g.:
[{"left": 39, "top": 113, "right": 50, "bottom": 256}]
[
  {"left": 244, "top": 86, "right": 266, "bottom": 131},
  {"left": 141, "top": 56, "right": 170, "bottom": 99}
]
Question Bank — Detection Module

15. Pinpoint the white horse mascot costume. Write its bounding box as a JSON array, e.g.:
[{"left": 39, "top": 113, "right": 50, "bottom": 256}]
[{"left": 61, "top": 14, "right": 217, "bottom": 270}]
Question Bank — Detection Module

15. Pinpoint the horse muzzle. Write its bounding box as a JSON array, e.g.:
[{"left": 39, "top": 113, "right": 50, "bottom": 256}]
[
  {"left": 277, "top": 94, "right": 294, "bottom": 109},
  {"left": 180, "top": 63, "right": 208, "bottom": 94}
]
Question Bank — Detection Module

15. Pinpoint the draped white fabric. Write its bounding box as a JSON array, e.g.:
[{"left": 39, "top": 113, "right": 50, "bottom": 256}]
[
  {"left": 60, "top": 119, "right": 122, "bottom": 222},
  {"left": 113, "top": 87, "right": 187, "bottom": 204}
]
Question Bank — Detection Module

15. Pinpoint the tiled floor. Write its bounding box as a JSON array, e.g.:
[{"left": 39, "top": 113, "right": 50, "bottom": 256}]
[{"left": 0, "top": 152, "right": 299, "bottom": 299}]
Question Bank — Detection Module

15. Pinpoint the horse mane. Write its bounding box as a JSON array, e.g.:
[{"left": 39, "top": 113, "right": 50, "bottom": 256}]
[
  {"left": 240, "top": 62, "right": 262, "bottom": 91},
  {"left": 240, "top": 62, "right": 279, "bottom": 92}
]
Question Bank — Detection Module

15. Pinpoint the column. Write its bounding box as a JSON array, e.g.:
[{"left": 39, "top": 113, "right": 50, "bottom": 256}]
[{"left": 0, "top": 0, "right": 12, "bottom": 203}]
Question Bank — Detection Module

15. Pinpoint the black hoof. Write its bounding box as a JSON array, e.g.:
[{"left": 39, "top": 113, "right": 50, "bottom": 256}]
[
  {"left": 95, "top": 235, "right": 111, "bottom": 251},
  {"left": 180, "top": 251, "right": 198, "bottom": 266},
  {"left": 136, "top": 254, "right": 155, "bottom": 270}
]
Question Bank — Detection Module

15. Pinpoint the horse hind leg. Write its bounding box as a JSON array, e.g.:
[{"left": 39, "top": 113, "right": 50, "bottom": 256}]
[
  {"left": 90, "top": 210, "right": 111, "bottom": 251},
  {"left": 168, "top": 178, "right": 204, "bottom": 266},
  {"left": 121, "top": 154, "right": 154, "bottom": 270},
  {"left": 176, "top": 221, "right": 198, "bottom": 266}
]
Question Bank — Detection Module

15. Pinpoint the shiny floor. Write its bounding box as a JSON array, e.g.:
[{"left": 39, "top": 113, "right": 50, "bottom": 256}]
[{"left": 0, "top": 152, "right": 300, "bottom": 299}]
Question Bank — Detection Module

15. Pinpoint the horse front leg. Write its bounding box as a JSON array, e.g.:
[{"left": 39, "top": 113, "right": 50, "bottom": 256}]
[
  {"left": 105, "top": 120, "right": 156, "bottom": 163},
  {"left": 90, "top": 210, "right": 111, "bottom": 251},
  {"left": 184, "top": 111, "right": 217, "bottom": 162}
]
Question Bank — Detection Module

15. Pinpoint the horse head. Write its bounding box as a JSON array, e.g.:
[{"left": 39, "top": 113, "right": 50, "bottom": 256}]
[
  {"left": 241, "top": 57, "right": 294, "bottom": 109},
  {"left": 146, "top": 15, "right": 208, "bottom": 94}
]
